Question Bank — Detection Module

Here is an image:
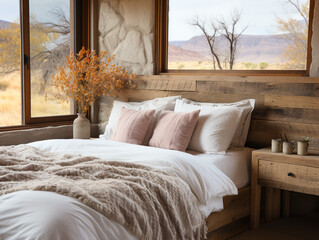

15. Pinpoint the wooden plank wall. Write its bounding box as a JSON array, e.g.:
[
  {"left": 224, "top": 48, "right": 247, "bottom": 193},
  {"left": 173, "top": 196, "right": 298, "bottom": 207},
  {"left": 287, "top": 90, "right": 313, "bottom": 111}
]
[{"left": 118, "top": 74, "right": 319, "bottom": 150}]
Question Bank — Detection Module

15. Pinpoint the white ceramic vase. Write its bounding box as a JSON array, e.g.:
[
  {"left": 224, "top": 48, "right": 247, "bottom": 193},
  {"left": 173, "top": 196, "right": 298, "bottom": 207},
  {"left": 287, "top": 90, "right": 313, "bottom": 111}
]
[
  {"left": 271, "top": 139, "right": 282, "bottom": 153},
  {"left": 297, "top": 141, "right": 308, "bottom": 156},
  {"left": 73, "top": 113, "right": 90, "bottom": 139},
  {"left": 283, "top": 141, "right": 294, "bottom": 154}
]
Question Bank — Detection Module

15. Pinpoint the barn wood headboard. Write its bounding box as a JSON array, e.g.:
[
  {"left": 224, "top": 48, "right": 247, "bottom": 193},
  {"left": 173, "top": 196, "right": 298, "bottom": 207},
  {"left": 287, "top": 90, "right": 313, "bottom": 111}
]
[{"left": 99, "top": 74, "right": 319, "bottom": 150}]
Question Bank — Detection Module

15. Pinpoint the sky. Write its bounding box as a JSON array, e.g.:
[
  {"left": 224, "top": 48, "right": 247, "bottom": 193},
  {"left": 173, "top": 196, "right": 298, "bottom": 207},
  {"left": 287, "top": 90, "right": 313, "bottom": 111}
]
[
  {"left": 0, "top": 0, "right": 69, "bottom": 23},
  {"left": 169, "top": 0, "right": 308, "bottom": 41}
]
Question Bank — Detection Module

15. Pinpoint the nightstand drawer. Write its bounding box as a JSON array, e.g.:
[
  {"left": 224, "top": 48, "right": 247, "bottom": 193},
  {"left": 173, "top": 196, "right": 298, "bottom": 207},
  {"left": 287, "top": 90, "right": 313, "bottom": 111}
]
[{"left": 258, "top": 160, "right": 319, "bottom": 195}]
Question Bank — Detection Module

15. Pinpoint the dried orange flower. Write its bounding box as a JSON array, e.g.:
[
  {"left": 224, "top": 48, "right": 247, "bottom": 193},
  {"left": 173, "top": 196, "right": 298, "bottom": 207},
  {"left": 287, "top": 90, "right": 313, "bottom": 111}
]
[{"left": 51, "top": 46, "right": 135, "bottom": 113}]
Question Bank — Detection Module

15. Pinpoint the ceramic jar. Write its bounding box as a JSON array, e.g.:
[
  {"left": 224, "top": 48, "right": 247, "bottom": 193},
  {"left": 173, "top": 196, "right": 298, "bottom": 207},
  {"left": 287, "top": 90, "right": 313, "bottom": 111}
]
[
  {"left": 73, "top": 113, "right": 90, "bottom": 139},
  {"left": 283, "top": 141, "right": 294, "bottom": 154},
  {"left": 297, "top": 141, "right": 308, "bottom": 156},
  {"left": 271, "top": 139, "right": 282, "bottom": 153}
]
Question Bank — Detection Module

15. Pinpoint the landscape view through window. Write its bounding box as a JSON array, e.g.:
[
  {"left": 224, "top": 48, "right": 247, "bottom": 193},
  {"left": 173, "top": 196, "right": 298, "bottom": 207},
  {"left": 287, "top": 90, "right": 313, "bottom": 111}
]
[
  {"left": 168, "top": 0, "right": 310, "bottom": 70},
  {"left": 0, "top": 0, "right": 21, "bottom": 126},
  {"left": 0, "top": 0, "right": 72, "bottom": 127}
]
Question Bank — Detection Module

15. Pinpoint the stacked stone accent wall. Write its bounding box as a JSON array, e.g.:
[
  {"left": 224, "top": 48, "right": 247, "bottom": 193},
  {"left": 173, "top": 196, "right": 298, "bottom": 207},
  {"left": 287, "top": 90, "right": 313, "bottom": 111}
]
[{"left": 98, "top": 0, "right": 155, "bottom": 75}]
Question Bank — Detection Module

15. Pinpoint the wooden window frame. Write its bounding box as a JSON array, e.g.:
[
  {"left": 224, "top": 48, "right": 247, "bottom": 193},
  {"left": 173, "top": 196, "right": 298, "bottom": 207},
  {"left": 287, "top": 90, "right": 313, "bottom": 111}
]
[
  {"left": 155, "top": 0, "right": 315, "bottom": 76},
  {"left": 0, "top": 0, "right": 90, "bottom": 131}
]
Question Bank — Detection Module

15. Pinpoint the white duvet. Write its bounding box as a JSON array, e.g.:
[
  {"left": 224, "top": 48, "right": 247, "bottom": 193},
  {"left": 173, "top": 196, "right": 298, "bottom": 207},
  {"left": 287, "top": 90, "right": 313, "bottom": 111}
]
[{"left": 0, "top": 139, "right": 237, "bottom": 240}]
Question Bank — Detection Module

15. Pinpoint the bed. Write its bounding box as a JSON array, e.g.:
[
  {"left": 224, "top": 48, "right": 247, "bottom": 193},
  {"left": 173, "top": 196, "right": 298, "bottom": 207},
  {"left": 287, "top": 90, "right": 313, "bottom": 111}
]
[
  {"left": 0, "top": 138, "right": 252, "bottom": 240},
  {"left": 0, "top": 96, "right": 254, "bottom": 239}
]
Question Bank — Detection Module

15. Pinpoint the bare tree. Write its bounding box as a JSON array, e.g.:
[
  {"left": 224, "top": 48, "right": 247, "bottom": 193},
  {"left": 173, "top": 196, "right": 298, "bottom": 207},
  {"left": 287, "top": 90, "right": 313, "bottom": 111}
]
[
  {"left": 192, "top": 10, "right": 247, "bottom": 70},
  {"left": 276, "top": 0, "right": 309, "bottom": 69},
  {"left": 218, "top": 10, "right": 247, "bottom": 70},
  {"left": 191, "top": 17, "right": 222, "bottom": 70},
  {"left": 287, "top": 0, "right": 308, "bottom": 25},
  {"left": 32, "top": 7, "right": 71, "bottom": 93}
]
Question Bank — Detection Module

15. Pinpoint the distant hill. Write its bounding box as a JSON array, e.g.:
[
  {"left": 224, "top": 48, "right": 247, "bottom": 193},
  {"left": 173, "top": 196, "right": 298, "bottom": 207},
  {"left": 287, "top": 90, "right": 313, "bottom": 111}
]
[
  {"left": 0, "top": 20, "right": 11, "bottom": 29},
  {"left": 168, "top": 45, "right": 210, "bottom": 62},
  {"left": 169, "top": 34, "right": 292, "bottom": 63}
]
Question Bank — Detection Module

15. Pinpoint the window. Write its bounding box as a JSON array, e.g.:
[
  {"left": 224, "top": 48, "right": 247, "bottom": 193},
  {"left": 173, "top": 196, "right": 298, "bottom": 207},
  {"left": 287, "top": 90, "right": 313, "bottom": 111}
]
[
  {"left": 0, "top": 0, "right": 89, "bottom": 128},
  {"left": 0, "top": 0, "right": 22, "bottom": 127},
  {"left": 29, "top": 0, "right": 73, "bottom": 118},
  {"left": 156, "top": 0, "right": 314, "bottom": 74}
]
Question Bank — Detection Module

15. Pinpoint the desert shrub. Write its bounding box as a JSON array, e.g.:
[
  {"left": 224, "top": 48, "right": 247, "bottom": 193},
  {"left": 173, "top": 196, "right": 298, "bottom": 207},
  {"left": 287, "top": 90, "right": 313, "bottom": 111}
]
[
  {"left": 0, "top": 81, "right": 8, "bottom": 91},
  {"left": 177, "top": 64, "right": 185, "bottom": 69},
  {"left": 245, "top": 62, "right": 252, "bottom": 69},
  {"left": 260, "top": 62, "right": 269, "bottom": 70},
  {"left": 245, "top": 62, "right": 258, "bottom": 70}
]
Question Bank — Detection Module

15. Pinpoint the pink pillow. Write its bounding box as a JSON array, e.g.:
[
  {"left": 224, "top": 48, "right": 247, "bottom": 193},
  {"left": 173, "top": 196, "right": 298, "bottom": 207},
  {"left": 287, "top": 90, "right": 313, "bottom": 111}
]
[
  {"left": 112, "top": 107, "right": 155, "bottom": 145},
  {"left": 149, "top": 110, "right": 200, "bottom": 151}
]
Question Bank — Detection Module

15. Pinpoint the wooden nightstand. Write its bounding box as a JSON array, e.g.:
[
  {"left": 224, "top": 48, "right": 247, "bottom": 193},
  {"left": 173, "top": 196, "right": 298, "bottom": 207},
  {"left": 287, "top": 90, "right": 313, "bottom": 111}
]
[{"left": 250, "top": 148, "right": 319, "bottom": 229}]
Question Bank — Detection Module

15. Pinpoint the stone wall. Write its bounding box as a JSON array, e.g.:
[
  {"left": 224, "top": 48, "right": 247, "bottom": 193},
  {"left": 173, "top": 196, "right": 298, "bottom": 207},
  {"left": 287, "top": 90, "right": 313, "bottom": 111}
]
[
  {"left": 98, "top": 0, "right": 155, "bottom": 75},
  {"left": 96, "top": 0, "right": 155, "bottom": 133}
]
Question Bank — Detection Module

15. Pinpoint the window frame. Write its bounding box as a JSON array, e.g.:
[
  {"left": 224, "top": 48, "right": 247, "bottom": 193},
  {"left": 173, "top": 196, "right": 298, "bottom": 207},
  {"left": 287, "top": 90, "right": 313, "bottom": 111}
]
[
  {"left": 155, "top": 0, "right": 315, "bottom": 76},
  {"left": 0, "top": 0, "right": 90, "bottom": 131}
]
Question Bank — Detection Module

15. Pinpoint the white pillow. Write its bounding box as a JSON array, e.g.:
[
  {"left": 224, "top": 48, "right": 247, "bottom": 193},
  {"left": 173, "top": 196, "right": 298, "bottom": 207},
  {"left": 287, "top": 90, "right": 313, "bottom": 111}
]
[
  {"left": 102, "top": 96, "right": 181, "bottom": 144},
  {"left": 174, "top": 102, "right": 242, "bottom": 154},
  {"left": 176, "top": 98, "right": 255, "bottom": 149}
]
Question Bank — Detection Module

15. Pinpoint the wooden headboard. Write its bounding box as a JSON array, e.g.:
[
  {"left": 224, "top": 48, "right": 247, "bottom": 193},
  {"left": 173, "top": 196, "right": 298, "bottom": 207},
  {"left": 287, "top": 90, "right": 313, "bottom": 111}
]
[{"left": 105, "top": 75, "right": 319, "bottom": 150}]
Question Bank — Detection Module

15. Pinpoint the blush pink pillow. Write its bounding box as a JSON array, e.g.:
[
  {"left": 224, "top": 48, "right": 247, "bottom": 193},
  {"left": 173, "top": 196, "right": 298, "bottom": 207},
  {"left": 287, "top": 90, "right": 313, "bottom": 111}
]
[
  {"left": 112, "top": 107, "right": 155, "bottom": 145},
  {"left": 149, "top": 110, "right": 200, "bottom": 151}
]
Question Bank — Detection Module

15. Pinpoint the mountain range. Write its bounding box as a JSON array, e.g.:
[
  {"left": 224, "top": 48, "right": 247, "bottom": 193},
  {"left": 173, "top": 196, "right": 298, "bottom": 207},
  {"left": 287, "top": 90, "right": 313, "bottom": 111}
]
[
  {"left": 169, "top": 34, "right": 291, "bottom": 63},
  {"left": 0, "top": 20, "right": 10, "bottom": 29}
]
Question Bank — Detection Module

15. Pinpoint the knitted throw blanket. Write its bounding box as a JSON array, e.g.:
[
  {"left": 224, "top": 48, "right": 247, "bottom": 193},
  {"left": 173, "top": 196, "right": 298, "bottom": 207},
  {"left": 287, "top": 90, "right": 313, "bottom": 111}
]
[{"left": 0, "top": 145, "right": 206, "bottom": 240}]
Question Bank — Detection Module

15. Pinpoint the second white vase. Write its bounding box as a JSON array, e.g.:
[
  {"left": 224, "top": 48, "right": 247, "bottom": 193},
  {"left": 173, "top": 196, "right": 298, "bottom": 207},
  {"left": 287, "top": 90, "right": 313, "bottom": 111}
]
[{"left": 297, "top": 141, "right": 308, "bottom": 156}]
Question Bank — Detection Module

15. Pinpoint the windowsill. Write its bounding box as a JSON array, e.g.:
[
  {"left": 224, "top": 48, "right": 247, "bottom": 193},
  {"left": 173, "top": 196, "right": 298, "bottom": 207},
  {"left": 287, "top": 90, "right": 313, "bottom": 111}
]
[
  {"left": 0, "top": 123, "right": 100, "bottom": 146},
  {"left": 0, "top": 124, "right": 74, "bottom": 146},
  {"left": 0, "top": 121, "right": 74, "bottom": 132},
  {"left": 161, "top": 70, "right": 309, "bottom": 77}
]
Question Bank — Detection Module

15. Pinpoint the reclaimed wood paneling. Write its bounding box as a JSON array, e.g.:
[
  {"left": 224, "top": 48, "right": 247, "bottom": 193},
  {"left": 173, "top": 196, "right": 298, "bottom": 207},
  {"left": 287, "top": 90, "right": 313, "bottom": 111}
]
[
  {"left": 99, "top": 75, "right": 319, "bottom": 150},
  {"left": 169, "top": 92, "right": 265, "bottom": 108},
  {"left": 156, "top": 74, "right": 319, "bottom": 83},
  {"left": 252, "top": 120, "right": 319, "bottom": 135},
  {"left": 197, "top": 81, "right": 319, "bottom": 96},
  {"left": 133, "top": 79, "right": 196, "bottom": 91},
  {"left": 265, "top": 95, "right": 319, "bottom": 109},
  {"left": 252, "top": 107, "right": 319, "bottom": 124}
]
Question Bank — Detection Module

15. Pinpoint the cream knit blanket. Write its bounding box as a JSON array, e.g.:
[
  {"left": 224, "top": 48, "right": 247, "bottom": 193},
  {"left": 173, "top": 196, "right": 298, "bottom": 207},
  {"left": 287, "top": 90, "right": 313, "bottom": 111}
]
[{"left": 0, "top": 145, "right": 206, "bottom": 240}]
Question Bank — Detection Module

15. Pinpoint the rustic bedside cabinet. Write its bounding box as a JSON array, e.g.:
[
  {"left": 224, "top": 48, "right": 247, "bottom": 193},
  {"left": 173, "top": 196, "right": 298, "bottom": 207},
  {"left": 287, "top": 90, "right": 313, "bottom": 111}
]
[{"left": 250, "top": 148, "right": 319, "bottom": 229}]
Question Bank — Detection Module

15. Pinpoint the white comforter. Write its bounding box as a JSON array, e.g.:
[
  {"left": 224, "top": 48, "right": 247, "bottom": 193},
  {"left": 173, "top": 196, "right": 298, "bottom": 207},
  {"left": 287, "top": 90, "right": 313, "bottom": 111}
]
[{"left": 0, "top": 139, "right": 237, "bottom": 240}]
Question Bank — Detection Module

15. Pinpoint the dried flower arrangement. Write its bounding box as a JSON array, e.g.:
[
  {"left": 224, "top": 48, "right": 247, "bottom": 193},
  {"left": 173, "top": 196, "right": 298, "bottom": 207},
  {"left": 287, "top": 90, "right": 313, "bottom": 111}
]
[{"left": 50, "top": 47, "right": 135, "bottom": 113}]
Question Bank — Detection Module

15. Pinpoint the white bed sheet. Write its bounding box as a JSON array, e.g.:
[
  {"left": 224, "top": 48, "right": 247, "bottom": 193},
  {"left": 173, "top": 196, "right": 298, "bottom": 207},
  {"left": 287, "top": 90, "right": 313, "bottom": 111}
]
[
  {"left": 0, "top": 139, "right": 239, "bottom": 240},
  {"left": 188, "top": 148, "right": 253, "bottom": 189},
  {"left": 0, "top": 191, "right": 135, "bottom": 240}
]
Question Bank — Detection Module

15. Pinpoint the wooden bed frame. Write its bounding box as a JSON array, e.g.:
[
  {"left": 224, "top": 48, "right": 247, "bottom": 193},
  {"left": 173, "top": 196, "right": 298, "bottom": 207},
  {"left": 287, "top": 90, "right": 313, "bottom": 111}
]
[
  {"left": 95, "top": 73, "right": 319, "bottom": 239},
  {"left": 206, "top": 186, "right": 251, "bottom": 240},
  {"left": 95, "top": 74, "right": 319, "bottom": 238}
]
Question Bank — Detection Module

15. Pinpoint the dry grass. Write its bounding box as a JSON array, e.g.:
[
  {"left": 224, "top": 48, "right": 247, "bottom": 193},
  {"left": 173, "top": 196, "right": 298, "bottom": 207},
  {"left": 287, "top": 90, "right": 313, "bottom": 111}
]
[
  {"left": 0, "top": 72, "right": 22, "bottom": 126},
  {"left": 168, "top": 61, "right": 286, "bottom": 70},
  {"left": 0, "top": 71, "right": 71, "bottom": 127}
]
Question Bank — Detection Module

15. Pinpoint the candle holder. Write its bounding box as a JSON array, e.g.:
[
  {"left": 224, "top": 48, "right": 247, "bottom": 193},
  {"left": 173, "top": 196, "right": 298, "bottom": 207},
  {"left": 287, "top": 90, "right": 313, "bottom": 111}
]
[
  {"left": 271, "top": 139, "right": 282, "bottom": 153},
  {"left": 297, "top": 137, "right": 311, "bottom": 156},
  {"left": 283, "top": 141, "right": 294, "bottom": 154}
]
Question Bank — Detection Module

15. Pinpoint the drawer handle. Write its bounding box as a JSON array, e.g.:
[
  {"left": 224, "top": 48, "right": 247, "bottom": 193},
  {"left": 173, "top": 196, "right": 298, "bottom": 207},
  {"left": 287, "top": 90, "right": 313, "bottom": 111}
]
[{"left": 287, "top": 172, "right": 293, "bottom": 177}]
